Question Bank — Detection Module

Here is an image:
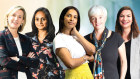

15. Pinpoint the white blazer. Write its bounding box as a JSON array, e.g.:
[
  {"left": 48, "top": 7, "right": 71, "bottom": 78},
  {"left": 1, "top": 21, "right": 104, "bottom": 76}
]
[{"left": 130, "top": 34, "right": 140, "bottom": 79}]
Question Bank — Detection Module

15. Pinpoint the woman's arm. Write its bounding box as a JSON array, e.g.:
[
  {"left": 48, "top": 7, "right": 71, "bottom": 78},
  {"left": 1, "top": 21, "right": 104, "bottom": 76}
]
[
  {"left": 56, "top": 48, "right": 93, "bottom": 69},
  {"left": 10, "top": 54, "right": 39, "bottom": 68},
  {"left": 118, "top": 42, "right": 127, "bottom": 79},
  {"left": 71, "top": 27, "right": 96, "bottom": 55},
  {"left": 10, "top": 52, "right": 35, "bottom": 62},
  {"left": 0, "top": 39, "right": 27, "bottom": 72},
  {"left": 9, "top": 37, "right": 39, "bottom": 68},
  {"left": 17, "top": 40, "right": 39, "bottom": 68}
]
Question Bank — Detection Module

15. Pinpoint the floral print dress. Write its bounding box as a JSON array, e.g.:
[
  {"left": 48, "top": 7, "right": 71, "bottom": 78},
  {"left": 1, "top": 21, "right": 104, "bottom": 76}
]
[{"left": 30, "top": 35, "right": 65, "bottom": 79}]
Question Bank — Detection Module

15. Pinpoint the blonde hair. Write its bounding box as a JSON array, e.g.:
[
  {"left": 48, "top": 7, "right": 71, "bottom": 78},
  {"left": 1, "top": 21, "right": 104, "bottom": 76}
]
[
  {"left": 4, "top": 6, "right": 26, "bottom": 32},
  {"left": 88, "top": 5, "right": 107, "bottom": 18}
]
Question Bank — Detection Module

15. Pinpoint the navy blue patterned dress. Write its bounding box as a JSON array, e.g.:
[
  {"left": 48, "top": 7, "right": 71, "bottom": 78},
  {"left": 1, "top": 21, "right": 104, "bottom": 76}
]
[{"left": 29, "top": 35, "right": 65, "bottom": 79}]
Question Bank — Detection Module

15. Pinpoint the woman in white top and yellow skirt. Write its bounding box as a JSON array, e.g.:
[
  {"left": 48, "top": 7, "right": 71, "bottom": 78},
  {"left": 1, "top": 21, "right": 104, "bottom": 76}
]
[{"left": 53, "top": 6, "right": 95, "bottom": 79}]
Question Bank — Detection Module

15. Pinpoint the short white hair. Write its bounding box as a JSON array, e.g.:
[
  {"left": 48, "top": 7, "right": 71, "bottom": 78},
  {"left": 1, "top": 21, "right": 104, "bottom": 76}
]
[{"left": 88, "top": 5, "right": 107, "bottom": 18}]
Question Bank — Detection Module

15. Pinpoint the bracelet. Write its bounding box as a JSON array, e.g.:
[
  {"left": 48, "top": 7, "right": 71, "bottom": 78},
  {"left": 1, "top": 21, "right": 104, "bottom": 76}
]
[{"left": 83, "top": 56, "right": 87, "bottom": 61}]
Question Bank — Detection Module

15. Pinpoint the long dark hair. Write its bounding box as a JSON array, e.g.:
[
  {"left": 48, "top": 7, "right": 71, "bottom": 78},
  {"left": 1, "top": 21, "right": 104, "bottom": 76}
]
[
  {"left": 31, "top": 7, "right": 55, "bottom": 40},
  {"left": 57, "top": 6, "right": 80, "bottom": 34},
  {"left": 115, "top": 6, "right": 139, "bottom": 39}
]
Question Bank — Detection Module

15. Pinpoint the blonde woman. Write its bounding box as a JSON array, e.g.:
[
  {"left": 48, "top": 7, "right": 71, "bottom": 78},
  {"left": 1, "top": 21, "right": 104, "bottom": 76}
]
[{"left": 0, "top": 6, "right": 39, "bottom": 79}]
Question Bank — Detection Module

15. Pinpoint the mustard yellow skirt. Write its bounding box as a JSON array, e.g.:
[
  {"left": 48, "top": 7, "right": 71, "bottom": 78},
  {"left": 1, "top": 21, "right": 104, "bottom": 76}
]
[{"left": 65, "top": 63, "right": 94, "bottom": 79}]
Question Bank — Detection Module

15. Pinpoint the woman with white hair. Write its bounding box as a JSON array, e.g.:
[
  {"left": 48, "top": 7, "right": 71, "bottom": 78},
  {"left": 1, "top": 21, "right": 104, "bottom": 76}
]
[{"left": 85, "top": 5, "right": 127, "bottom": 79}]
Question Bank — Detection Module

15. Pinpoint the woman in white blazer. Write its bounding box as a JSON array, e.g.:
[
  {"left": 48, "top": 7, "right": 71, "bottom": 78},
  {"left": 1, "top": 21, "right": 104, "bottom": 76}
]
[{"left": 115, "top": 6, "right": 140, "bottom": 79}]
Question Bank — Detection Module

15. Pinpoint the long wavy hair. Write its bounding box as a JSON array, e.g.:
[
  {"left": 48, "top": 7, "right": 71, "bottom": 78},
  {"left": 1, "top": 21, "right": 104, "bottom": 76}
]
[{"left": 115, "top": 6, "right": 139, "bottom": 39}]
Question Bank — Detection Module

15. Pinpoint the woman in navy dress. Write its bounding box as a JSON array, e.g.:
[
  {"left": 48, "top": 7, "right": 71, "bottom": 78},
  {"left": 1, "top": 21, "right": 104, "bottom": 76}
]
[{"left": 26, "top": 7, "right": 65, "bottom": 79}]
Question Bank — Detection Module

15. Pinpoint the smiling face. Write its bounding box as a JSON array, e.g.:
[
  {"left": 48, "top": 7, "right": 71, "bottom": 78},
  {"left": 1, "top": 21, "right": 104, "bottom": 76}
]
[
  {"left": 8, "top": 9, "right": 24, "bottom": 30},
  {"left": 119, "top": 10, "right": 132, "bottom": 29},
  {"left": 63, "top": 9, "right": 78, "bottom": 30},
  {"left": 90, "top": 13, "right": 106, "bottom": 30},
  {"left": 35, "top": 11, "right": 47, "bottom": 31}
]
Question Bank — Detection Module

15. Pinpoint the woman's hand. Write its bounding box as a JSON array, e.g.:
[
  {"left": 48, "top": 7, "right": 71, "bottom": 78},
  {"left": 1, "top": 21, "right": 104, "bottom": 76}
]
[
  {"left": 85, "top": 55, "right": 94, "bottom": 62},
  {"left": 10, "top": 56, "right": 19, "bottom": 62},
  {"left": 70, "top": 27, "right": 78, "bottom": 36},
  {"left": 88, "top": 55, "right": 94, "bottom": 62},
  {"left": 27, "top": 52, "right": 35, "bottom": 58}
]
